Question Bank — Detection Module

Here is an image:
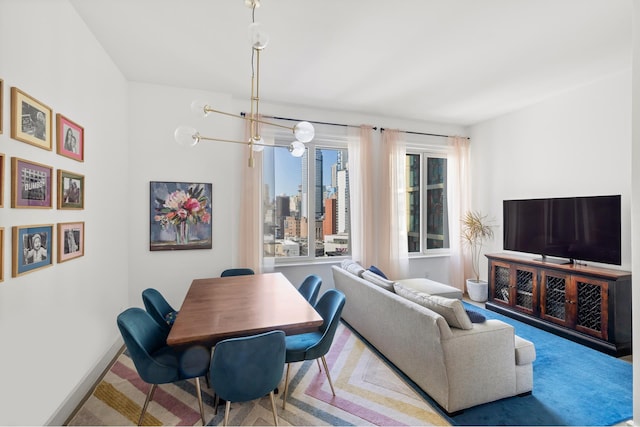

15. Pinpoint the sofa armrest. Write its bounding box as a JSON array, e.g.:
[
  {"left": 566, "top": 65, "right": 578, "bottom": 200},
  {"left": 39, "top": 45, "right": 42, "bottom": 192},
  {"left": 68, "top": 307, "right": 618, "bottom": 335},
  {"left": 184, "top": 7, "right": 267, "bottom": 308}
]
[{"left": 440, "top": 319, "right": 518, "bottom": 412}]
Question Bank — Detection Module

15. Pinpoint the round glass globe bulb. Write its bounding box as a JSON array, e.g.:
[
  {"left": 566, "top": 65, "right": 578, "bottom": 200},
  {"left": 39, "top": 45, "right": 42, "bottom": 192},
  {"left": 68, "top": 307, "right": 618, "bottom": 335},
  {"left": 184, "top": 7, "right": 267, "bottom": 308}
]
[
  {"left": 174, "top": 126, "right": 200, "bottom": 147},
  {"left": 289, "top": 141, "right": 305, "bottom": 157},
  {"left": 248, "top": 22, "right": 269, "bottom": 50},
  {"left": 294, "top": 121, "right": 314, "bottom": 143},
  {"left": 252, "top": 136, "right": 265, "bottom": 152},
  {"left": 190, "top": 100, "right": 210, "bottom": 117}
]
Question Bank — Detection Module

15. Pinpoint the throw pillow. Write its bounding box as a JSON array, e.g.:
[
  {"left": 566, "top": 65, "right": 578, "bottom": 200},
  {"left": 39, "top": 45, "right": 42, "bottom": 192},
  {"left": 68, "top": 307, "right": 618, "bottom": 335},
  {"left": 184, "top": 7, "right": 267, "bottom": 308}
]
[
  {"left": 368, "top": 265, "right": 388, "bottom": 279},
  {"left": 361, "top": 270, "right": 395, "bottom": 292},
  {"left": 465, "top": 309, "right": 486, "bottom": 323},
  {"left": 346, "top": 262, "right": 366, "bottom": 277},
  {"left": 164, "top": 311, "right": 178, "bottom": 325},
  {"left": 393, "top": 283, "right": 472, "bottom": 330}
]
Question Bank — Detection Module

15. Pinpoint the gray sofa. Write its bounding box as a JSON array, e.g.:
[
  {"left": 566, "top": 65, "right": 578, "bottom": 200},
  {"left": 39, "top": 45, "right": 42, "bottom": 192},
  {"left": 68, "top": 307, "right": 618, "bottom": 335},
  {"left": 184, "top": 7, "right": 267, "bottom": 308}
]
[{"left": 332, "top": 264, "right": 535, "bottom": 414}]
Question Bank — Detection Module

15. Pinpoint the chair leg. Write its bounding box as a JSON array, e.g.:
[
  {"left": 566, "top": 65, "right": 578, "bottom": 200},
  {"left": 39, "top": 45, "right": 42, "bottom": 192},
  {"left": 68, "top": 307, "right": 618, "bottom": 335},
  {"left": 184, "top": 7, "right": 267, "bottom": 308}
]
[
  {"left": 214, "top": 394, "right": 219, "bottom": 415},
  {"left": 138, "top": 384, "right": 157, "bottom": 426},
  {"left": 321, "top": 356, "right": 336, "bottom": 396},
  {"left": 223, "top": 400, "right": 231, "bottom": 426},
  {"left": 194, "top": 377, "right": 206, "bottom": 425},
  {"left": 316, "top": 359, "right": 322, "bottom": 372},
  {"left": 269, "top": 390, "right": 279, "bottom": 426},
  {"left": 282, "top": 363, "right": 291, "bottom": 410}
]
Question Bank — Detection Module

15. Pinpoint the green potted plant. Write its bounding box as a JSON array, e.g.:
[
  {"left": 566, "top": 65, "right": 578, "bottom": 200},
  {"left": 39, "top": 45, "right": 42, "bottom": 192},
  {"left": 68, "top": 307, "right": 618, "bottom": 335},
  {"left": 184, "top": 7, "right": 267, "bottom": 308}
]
[{"left": 461, "top": 210, "right": 495, "bottom": 302}]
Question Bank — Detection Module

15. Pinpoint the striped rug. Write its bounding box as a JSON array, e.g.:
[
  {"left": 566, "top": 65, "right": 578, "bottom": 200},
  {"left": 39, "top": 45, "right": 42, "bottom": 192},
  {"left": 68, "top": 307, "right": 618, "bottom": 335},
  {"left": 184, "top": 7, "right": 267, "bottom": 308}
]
[{"left": 68, "top": 322, "right": 450, "bottom": 426}]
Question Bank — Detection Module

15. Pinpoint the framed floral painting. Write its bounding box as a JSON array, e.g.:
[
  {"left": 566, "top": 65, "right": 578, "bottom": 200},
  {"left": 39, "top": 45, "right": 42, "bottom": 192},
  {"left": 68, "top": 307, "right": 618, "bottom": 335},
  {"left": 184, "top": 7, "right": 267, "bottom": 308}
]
[
  {"left": 150, "top": 181, "right": 212, "bottom": 251},
  {"left": 12, "top": 224, "right": 54, "bottom": 277}
]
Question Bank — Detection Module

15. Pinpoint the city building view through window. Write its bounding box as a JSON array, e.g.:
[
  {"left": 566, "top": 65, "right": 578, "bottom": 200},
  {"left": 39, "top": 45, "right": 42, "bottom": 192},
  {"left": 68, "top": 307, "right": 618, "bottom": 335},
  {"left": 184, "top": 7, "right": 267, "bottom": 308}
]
[{"left": 263, "top": 145, "right": 350, "bottom": 259}]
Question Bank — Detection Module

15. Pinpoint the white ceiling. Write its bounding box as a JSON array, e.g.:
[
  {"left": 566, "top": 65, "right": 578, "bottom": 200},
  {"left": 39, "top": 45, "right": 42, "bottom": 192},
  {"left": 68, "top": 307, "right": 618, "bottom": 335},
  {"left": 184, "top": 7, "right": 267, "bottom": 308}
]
[{"left": 69, "top": 0, "right": 632, "bottom": 126}]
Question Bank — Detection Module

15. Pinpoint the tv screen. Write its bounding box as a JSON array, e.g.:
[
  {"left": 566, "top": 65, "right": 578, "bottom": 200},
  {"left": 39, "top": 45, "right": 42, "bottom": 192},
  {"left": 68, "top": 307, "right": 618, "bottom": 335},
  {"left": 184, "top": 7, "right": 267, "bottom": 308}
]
[{"left": 503, "top": 195, "right": 621, "bottom": 265}]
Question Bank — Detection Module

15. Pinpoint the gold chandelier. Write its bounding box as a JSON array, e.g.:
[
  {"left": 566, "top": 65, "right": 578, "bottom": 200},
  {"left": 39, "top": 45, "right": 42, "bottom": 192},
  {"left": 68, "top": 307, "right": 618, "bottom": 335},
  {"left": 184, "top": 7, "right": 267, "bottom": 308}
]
[{"left": 174, "top": 0, "right": 314, "bottom": 167}]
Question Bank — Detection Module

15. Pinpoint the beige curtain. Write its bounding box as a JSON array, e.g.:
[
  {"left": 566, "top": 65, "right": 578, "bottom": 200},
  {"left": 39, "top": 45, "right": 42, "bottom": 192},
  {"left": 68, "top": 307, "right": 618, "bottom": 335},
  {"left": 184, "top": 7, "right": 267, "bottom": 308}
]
[
  {"left": 348, "top": 125, "right": 376, "bottom": 267},
  {"left": 379, "top": 129, "right": 409, "bottom": 279},
  {"left": 447, "top": 136, "right": 471, "bottom": 291},
  {"left": 238, "top": 120, "right": 263, "bottom": 273}
]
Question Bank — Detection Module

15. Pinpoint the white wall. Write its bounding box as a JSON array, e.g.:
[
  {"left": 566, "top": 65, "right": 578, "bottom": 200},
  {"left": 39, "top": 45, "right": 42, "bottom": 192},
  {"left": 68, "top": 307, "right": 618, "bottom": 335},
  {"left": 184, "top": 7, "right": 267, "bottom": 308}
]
[
  {"left": 469, "top": 70, "right": 633, "bottom": 273},
  {"left": 631, "top": 1, "right": 639, "bottom": 421},
  {"left": 0, "top": 0, "right": 129, "bottom": 424}
]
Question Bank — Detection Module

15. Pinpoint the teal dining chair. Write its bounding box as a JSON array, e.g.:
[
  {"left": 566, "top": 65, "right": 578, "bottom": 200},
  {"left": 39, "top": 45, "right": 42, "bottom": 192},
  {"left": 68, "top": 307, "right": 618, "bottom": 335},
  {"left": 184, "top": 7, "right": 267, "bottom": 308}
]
[
  {"left": 209, "top": 330, "right": 286, "bottom": 426},
  {"left": 142, "top": 288, "right": 178, "bottom": 333},
  {"left": 281, "top": 289, "right": 346, "bottom": 410},
  {"left": 117, "top": 308, "right": 210, "bottom": 425},
  {"left": 297, "top": 274, "right": 322, "bottom": 306},
  {"left": 220, "top": 268, "right": 255, "bottom": 277}
]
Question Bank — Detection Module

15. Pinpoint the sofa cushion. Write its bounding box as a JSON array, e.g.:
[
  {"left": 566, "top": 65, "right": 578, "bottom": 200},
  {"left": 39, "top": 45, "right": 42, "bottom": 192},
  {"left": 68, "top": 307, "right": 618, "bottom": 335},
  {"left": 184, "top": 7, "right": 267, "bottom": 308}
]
[
  {"left": 361, "top": 270, "right": 395, "bottom": 292},
  {"left": 514, "top": 336, "right": 536, "bottom": 365},
  {"left": 368, "top": 265, "right": 388, "bottom": 279},
  {"left": 393, "top": 283, "right": 473, "bottom": 329},
  {"left": 465, "top": 309, "right": 486, "bottom": 323},
  {"left": 341, "top": 260, "right": 366, "bottom": 277},
  {"left": 395, "top": 278, "right": 463, "bottom": 299}
]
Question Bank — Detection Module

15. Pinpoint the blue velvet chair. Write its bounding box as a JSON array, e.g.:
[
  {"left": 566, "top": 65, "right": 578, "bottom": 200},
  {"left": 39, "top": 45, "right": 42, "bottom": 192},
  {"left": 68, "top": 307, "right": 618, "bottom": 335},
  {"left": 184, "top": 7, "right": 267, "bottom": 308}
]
[
  {"left": 209, "top": 330, "right": 285, "bottom": 426},
  {"left": 297, "top": 274, "right": 322, "bottom": 306},
  {"left": 142, "top": 288, "right": 178, "bottom": 333},
  {"left": 117, "top": 307, "right": 210, "bottom": 425},
  {"left": 220, "top": 268, "right": 255, "bottom": 277},
  {"left": 281, "top": 289, "right": 346, "bottom": 410}
]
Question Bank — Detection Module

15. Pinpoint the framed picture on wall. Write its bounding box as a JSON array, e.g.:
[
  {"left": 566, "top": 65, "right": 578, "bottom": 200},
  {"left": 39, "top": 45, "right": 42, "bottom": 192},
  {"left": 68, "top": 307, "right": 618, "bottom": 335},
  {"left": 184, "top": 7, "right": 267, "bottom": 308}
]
[
  {"left": 0, "top": 78, "right": 4, "bottom": 135},
  {"left": 11, "top": 157, "right": 53, "bottom": 209},
  {"left": 57, "top": 221, "right": 84, "bottom": 263},
  {"left": 10, "top": 87, "right": 52, "bottom": 150},
  {"left": 149, "top": 181, "right": 213, "bottom": 251},
  {"left": 56, "top": 114, "right": 84, "bottom": 162},
  {"left": 12, "top": 224, "right": 54, "bottom": 277},
  {"left": 57, "top": 169, "right": 84, "bottom": 210}
]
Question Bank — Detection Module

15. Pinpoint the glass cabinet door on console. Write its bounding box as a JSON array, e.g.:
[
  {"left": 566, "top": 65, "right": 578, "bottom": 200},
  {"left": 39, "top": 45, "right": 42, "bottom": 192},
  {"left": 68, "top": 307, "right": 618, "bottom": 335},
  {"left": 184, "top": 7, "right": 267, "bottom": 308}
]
[
  {"left": 490, "top": 261, "right": 537, "bottom": 315},
  {"left": 540, "top": 271, "right": 608, "bottom": 341}
]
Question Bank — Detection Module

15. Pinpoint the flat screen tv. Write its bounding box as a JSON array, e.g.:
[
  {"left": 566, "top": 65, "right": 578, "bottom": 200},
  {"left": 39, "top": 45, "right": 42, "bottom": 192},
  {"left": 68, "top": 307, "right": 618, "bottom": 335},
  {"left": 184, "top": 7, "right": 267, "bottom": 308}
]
[{"left": 503, "top": 195, "right": 621, "bottom": 265}]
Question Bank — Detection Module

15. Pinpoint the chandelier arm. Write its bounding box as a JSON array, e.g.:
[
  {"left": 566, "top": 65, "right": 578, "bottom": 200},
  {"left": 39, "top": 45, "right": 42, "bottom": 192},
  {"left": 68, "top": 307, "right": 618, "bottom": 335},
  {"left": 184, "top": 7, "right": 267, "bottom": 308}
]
[
  {"left": 197, "top": 134, "right": 295, "bottom": 149},
  {"left": 203, "top": 106, "right": 295, "bottom": 132}
]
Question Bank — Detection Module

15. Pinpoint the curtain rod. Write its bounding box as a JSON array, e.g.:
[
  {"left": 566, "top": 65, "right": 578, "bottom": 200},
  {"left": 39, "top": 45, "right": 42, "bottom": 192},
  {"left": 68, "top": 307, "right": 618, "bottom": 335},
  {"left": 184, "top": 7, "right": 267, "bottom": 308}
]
[
  {"left": 380, "top": 127, "right": 470, "bottom": 140},
  {"left": 240, "top": 112, "right": 377, "bottom": 131},
  {"left": 240, "top": 112, "right": 469, "bottom": 140}
]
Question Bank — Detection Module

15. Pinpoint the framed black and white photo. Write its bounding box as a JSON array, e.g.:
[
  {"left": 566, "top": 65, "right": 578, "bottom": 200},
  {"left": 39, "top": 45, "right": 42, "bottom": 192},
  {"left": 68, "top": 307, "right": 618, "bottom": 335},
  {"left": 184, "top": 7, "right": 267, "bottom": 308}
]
[
  {"left": 57, "top": 222, "right": 84, "bottom": 263},
  {"left": 57, "top": 169, "right": 84, "bottom": 210},
  {"left": 10, "top": 87, "right": 52, "bottom": 150},
  {"left": 56, "top": 114, "right": 84, "bottom": 161},
  {"left": 11, "top": 157, "right": 53, "bottom": 209},
  {"left": 12, "top": 224, "right": 54, "bottom": 277}
]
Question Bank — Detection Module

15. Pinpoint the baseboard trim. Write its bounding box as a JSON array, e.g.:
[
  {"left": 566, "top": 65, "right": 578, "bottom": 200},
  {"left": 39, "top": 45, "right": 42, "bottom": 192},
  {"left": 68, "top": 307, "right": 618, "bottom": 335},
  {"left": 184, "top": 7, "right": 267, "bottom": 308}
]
[{"left": 46, "top": 337, "right": 124, "bottom": 426}]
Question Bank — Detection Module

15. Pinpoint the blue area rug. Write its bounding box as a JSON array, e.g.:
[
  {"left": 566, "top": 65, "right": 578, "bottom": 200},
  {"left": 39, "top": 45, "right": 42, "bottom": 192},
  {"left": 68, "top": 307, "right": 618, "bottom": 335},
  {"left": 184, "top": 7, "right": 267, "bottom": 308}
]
[{"left": 449, "top": 302, "right": 633, "bottom": 426}]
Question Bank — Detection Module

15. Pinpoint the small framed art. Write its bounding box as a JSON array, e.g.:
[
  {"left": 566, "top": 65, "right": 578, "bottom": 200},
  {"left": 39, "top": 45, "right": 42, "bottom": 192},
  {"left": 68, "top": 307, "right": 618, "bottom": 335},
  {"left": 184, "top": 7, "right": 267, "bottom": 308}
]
[
  {"left": 12, "top": 224, "right": 54, "bottom": 277},
  {"left": 57, "top": 222, "right": 84, "bottom": 263},
  {"left": 11, "top": 157, "right": 53, "bottom": 208},
  {"left": 56, "top": 114, "right": 84, "bottom": 161},
  {"left": 0, "top": 78, "right": 4, "bottom": 134},
  {"left": 10, "top": 87, "right": 52, "bottom": 150},
  {"left": 58, "top": 169, "right": 84, "bottom": 209}
]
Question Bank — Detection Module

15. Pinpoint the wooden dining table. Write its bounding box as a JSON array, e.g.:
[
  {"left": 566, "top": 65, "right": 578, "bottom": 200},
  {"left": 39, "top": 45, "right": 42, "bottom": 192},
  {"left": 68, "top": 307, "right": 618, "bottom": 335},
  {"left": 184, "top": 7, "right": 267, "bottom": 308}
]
[{"left": 167, "top": 272, "right": 324, "bottom": 347}]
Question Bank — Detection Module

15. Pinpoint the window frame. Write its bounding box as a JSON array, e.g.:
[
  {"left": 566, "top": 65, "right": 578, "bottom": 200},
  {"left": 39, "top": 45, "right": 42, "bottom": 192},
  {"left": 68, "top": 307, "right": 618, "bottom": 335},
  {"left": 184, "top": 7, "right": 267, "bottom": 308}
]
[
  {"left": 406, "top": 147, "right": 451, "bottom": 257},
  {"left": 264, "top": 128, "right": 351, "bottom": 266}
]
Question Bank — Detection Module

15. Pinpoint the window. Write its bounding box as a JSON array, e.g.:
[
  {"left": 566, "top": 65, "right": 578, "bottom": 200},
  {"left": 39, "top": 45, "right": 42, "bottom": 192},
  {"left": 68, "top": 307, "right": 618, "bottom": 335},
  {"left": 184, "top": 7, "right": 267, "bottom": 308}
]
[
  {"left": 406, "top": 152, "right": 449, "bottom": 253},
  {"left": 263, "top": 140, "right": 350, "bottom": 261}
]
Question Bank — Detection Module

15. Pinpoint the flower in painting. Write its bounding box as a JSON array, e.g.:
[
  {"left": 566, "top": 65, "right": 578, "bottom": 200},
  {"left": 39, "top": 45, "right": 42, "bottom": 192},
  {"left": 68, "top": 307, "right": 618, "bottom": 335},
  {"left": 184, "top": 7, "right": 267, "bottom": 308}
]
[{"left": 154, "top": 185, "right": 211, "bottom": 230}]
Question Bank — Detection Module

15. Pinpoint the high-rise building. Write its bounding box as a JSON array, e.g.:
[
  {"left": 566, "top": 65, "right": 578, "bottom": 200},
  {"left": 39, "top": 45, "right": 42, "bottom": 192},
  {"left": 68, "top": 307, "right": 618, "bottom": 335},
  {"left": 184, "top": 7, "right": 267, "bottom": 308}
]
[
  {"left": 315, "top": 149, "right": 323, "bottom": 219},
  {"left": 323, "top": 197, "right": 337, "bottom": 236},
  {"left": 337, "top": 168, "right": 349, "bottom": 234},
  {"left": 275, "top": 195, "right": 290, "bottom": 239}
]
